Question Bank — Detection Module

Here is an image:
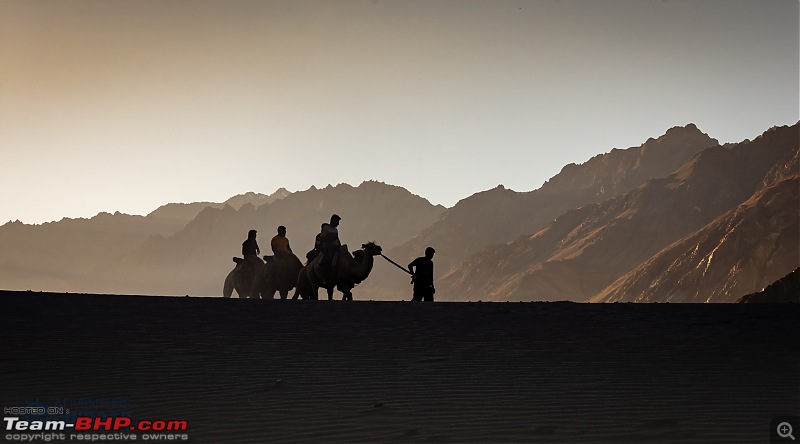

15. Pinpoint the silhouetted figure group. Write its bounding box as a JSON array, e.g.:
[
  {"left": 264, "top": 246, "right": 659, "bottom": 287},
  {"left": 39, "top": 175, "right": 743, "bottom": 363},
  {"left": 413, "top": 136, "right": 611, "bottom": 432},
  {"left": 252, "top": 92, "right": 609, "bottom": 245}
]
[{"left": 233, "top": 213, "right": 435, "bottom": 301}]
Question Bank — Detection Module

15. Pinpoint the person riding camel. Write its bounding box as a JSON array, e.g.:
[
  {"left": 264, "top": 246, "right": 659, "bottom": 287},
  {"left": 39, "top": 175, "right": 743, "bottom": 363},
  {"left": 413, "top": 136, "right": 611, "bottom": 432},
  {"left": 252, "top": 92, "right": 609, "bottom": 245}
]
[
  {"left": 240, "top": 229, "right": 261, "bottom": 273},
  {"left": 320, "top": 214, "right": 341, "bottom": 284},
  {"left": 266, "top": 225, "right": 292, "bottom": 279},
  {"left": 315, "top": 223, "right": 328, "bottom": 253},
  {"left": 242, "top": 229, "right": 260, "bottom": 258},
  {"left": 271, "top": 225, "right": 292, "bottom": 255}
]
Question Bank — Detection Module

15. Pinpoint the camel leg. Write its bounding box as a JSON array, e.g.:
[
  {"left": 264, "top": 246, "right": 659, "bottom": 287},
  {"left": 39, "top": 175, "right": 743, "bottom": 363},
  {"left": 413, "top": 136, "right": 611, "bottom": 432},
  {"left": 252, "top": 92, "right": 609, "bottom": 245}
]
[
  {"left": 295, "top": 268, "right": 312, "bottom": 300},
  {"left": 279, "top": 290, "right": 288, "bottom": 300},
  {"left": 223, "top": 270, "right": 236, "bottom": 298},
  {"left": 336, "top": 284, "right": 352, "bottom": 301}
]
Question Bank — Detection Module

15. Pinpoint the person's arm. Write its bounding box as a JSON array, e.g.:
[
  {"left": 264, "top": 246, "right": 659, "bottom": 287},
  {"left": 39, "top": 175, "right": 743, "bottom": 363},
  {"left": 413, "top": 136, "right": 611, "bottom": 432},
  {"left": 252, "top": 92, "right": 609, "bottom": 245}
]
[{"left": 408, "top": 258, "right": 418, "bottom": 275}]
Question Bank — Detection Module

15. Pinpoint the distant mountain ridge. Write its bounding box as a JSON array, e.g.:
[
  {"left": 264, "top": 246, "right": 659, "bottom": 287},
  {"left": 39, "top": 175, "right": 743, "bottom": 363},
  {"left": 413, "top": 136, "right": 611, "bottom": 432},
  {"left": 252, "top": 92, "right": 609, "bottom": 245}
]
[
  {"left": 223, "top": 188, "right": 291, "bottom": 210},
  {"left": 593, "top": 129, "right": 800, "bottom": 302},
  {"left": 437, "top": 123, "right": 799, "bottom": 302},
  {"left": 0, "top": 188, "right": 295, "bottom": 292},
  {"left": 146, "top": 188, "right": 291, "bottom": 226}
]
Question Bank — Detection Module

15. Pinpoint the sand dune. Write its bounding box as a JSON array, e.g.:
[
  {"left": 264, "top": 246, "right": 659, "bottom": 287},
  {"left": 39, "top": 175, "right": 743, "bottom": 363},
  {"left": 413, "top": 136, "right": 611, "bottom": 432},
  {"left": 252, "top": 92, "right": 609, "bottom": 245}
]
[{"left": 1, "top": 292, "right": 798, "bottom": 443}]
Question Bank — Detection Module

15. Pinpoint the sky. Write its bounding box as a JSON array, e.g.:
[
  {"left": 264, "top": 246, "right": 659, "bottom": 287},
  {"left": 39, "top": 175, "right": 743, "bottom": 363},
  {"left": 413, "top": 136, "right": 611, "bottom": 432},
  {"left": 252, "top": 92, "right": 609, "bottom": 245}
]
[{"left": 1, "top": 0, "right": 798, "bottom": 225}]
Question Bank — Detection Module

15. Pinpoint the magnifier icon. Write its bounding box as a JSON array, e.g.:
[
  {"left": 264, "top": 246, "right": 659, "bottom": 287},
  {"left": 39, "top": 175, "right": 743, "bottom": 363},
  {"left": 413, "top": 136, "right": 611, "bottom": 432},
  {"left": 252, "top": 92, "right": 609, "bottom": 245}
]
[{"left": 778, "top": 422, "right": 796, "bottom": 441}]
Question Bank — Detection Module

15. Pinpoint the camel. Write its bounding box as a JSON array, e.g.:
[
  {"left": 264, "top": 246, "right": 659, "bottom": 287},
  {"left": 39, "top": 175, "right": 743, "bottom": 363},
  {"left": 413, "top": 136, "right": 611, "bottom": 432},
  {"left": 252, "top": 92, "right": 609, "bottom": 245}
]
[
  {"left": 293, "top": 242, "right": 382, "bottom": 301},
  {"left": 223, "top": 255, "right": 265, "bottom": 299},
  {"left": 223, "top": 253, "right": 303, "bottom": 299},
  {"left": 259, "top": 253, "right": 304, "bottom": 299}
]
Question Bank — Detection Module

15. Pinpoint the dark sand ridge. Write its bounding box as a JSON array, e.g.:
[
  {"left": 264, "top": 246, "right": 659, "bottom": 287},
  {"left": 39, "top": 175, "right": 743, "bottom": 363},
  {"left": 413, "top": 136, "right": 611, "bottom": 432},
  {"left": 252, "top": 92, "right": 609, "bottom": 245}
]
[{"left": 1, "top": 292, "right": 798, "bottom": 443}]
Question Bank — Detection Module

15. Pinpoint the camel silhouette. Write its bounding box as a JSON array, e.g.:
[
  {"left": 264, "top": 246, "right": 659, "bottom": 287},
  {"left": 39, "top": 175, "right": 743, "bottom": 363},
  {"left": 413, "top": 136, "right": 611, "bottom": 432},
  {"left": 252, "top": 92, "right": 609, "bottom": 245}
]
[
  {"left": 260, "top": 253, "right": 304, "bottom": 299},
  {"left": 223, "top": 255, "right": 265, "bottom": 299},
  {"left": 222, "top": 252, "right": 303, "bottom": 299},
  {"left": 294, "top": 242, "right": 382, "bottom": 301}
]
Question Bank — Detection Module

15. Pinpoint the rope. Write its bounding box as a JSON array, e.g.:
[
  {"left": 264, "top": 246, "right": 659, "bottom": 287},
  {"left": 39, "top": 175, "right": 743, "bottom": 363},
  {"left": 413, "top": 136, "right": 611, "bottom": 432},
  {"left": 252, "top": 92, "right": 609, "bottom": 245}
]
[{"left": 380, "top": 254, "right": 412, "bottom": 275}]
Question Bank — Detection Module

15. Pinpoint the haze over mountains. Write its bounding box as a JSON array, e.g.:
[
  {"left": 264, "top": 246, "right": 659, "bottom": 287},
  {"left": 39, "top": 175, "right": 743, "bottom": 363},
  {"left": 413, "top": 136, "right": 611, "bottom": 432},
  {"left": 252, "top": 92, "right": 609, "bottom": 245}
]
[{"left": 1, "top": 122, "right": 796, "bottom": 302}]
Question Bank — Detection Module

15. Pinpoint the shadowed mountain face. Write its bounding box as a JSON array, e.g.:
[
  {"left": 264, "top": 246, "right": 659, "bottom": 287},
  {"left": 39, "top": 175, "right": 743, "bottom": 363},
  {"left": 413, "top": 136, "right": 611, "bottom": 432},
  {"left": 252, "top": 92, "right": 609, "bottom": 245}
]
[
  {"left": 595, "top": 174, "right": 799, "bottom": 302},
  {"left": 737, "top": 267, "right": 800, "bottom": 303},
  {"left": 364, "top": 124, "right": 718, "bottom": 299},
  {"left": 438, "top": 123, "right": 799, "bottom": 302}
]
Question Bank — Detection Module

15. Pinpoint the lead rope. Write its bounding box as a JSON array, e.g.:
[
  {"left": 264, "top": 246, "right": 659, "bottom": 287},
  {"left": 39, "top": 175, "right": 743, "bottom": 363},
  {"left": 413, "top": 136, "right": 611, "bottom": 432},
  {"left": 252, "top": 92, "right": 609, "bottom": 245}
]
[{"left": 380, "top": 254, "right": 412, "bottom": 274}]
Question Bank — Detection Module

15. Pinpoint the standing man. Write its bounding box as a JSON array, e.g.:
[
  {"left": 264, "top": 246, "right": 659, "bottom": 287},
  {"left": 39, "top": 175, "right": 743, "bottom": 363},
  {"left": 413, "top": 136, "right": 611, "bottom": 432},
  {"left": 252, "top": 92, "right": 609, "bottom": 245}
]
[
  {"left": 408, "top": 247, "right": 436, "bottom": 302},
  {"left": 242, "top": 229, "right": 260, "bottom": 258}
]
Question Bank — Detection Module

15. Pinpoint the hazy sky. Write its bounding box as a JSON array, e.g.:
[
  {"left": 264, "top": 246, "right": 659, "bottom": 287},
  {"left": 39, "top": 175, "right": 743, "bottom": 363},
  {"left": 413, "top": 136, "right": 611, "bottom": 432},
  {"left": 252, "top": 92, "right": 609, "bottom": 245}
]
[{"left": 1, "top": 0, "right": 797, "bottom": 224}]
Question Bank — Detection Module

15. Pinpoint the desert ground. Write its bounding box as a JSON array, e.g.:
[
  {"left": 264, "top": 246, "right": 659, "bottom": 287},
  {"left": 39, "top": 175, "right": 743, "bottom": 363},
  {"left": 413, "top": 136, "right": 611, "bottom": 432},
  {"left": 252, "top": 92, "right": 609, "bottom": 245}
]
[{"left": 1, "top": 291, "right": 798, "bottom": 443}]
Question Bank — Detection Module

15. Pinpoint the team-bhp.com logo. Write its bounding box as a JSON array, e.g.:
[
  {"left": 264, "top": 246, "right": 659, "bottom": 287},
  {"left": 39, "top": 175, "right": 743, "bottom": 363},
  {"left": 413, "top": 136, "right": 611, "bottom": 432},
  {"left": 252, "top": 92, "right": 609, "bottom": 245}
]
[{"left": 4, "top": 413, "right": 188, "bottom": 442}]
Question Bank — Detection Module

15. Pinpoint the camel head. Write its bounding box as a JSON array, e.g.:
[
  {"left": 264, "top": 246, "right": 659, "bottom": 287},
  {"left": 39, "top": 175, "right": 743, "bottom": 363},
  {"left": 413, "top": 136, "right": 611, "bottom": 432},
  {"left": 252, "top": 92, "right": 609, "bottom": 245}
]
[{"left": 361, "top": 242, "right": 383, "bottom": 256}]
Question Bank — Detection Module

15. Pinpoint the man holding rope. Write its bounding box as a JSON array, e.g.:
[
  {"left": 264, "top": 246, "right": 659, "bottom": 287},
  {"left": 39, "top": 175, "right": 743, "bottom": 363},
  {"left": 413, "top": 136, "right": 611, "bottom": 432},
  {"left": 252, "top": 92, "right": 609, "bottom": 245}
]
[{"left": 408, "top": 247, "right": 436, "bottom": 302}]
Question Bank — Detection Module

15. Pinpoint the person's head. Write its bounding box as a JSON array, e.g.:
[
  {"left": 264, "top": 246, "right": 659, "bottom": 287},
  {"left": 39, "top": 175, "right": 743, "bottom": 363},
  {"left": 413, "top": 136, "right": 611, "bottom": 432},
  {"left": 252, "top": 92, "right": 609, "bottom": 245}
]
[
  {"left": 277, "top": 225, "right": 286, "bottom": 236},
  {"left": 248, "top": 229, "right": 257, "bottom": 239},
  {"left": 425, "top": 247, "right": 436, "bottom": 259},
  {"left": 330, "top": 214, "right": 341, "bottom": 227}
]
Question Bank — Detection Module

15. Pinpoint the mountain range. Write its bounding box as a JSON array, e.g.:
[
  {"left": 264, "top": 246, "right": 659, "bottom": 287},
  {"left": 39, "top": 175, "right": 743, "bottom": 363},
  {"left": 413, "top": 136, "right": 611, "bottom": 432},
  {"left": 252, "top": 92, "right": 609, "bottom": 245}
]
[
  {"left": 438, "top": 123, "right": 798, "bottom": 302},
  {"left": 0, "top": 122, "right": 796, "bottom": 302}
]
